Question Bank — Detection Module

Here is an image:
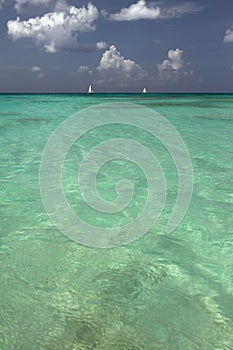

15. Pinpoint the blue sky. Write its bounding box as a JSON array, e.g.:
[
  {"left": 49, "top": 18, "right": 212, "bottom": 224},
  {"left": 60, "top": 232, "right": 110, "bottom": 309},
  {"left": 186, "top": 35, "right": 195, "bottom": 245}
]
[{"left": 0, "top": 0, "right": 233, "bottom": 92}]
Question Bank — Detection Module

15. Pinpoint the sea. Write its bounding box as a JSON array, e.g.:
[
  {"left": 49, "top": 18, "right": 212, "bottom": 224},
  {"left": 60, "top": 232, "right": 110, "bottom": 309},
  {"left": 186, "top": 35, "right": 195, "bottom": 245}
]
[{"left": 0, "top": 93, "right": 233, "bottom": 349}]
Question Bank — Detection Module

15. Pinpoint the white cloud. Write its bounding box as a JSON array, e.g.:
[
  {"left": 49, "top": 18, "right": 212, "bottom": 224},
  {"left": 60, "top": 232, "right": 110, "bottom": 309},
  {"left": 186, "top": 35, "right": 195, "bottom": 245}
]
[
  {"left": 97, "top": 45, "right": 147, "bottom": 83},
  {"left": 109, "top": 0, "right": 203, "bottom": 21},
  {"left": 96, "top": 41, "right": 107, "bottom": 50},
  {"left": 224, "top": 26, "right": 233, "bottom": 70},
  {"left": 31, "top": 65, "right": 44, "bottom": 78},
  {"left": 14, "top": 0, "right": 54, "bottom": 13},
  {"left": 31, "top": 65, "right": 42, "bottom": 72},
  {"left": 7, "top": 2, "right": 99, "bottom": 53},
  {"left": 224, "top": 27, "right": 233, "bottom": 43},
  {"left": 110, "top": 0, "right": 160, "bottom": 21},
  {"left": 160, "top": 48, "right": 184, "bottom": 71},
  {"left": 101, "top": 9, "right": 108, "bottom": 18},
  {"left": 158, "top": 48, "right": 186, "bottom": 80},
  {"left": 77, "top": 65, "right": 92, "bottom": 74}
]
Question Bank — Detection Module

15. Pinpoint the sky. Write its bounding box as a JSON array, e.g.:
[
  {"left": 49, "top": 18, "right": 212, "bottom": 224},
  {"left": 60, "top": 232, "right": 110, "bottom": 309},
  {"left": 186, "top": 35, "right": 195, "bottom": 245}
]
[{"left": 0, "top": 0, "right": 233, "bottom": 93}]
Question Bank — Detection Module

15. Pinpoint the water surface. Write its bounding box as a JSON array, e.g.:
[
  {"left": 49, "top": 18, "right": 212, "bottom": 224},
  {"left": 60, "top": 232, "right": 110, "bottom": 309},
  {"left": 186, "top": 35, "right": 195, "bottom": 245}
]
[{"left": 1, "top": 94, "right": 233, "bottom": 349}]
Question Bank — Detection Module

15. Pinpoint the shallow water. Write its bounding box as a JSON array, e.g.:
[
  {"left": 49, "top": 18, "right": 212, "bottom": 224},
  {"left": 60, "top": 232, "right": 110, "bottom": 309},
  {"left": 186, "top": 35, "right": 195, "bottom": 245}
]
[{"left": 1, "top": 94, "right": 233, "bottom": 349}]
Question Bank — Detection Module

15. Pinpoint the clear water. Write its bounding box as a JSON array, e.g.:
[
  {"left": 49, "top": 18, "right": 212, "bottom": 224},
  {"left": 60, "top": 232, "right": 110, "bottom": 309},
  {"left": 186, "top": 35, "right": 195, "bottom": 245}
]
[{"left": 1, "top": 94, "right": 233, "bottom": 349}]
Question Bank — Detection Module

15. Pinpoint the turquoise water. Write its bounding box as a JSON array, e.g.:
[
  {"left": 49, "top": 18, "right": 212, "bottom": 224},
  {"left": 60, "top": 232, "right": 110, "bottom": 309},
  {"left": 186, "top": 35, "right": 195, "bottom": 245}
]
[{"left": 1, "top": 94, "right": 233, "bottom": 349}]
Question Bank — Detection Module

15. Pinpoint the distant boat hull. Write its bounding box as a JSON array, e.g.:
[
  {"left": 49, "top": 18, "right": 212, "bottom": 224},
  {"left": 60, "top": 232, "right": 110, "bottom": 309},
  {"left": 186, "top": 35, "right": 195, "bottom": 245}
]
[{"left": 142, "top": 88, "right": 147, "bottom": 94}]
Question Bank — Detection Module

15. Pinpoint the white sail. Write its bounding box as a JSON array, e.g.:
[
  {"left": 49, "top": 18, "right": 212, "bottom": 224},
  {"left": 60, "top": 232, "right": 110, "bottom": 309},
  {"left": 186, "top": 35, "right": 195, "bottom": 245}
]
[
  {"left": 88, "top": 85, "right": 94, "bottom": 93},
  {"left": 142, "top": 87, "right": 147, "bottom": 94}
]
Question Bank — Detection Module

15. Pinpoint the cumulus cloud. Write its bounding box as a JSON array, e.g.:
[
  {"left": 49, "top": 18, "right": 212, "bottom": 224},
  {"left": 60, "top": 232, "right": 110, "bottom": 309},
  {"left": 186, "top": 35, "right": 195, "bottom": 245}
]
[
  {"left": 96, "top": 41, "right": 107, "bottom": 50},
  {"left": 109, "top": 0, "right": 203, "bottom": 21},
  {"left": 158, "top": 48, "right": 190, "bottom": 80},
  {"left": 224, "top": 27, "right": 233, "bottom": 42},
  {"left": 159, "top": 48, "right": 184, "bottom": 71},
  {"left": 7, "top": 2, "right": 100, "bottom": 53},
  {"left": 97, "top": 45, "right": 147, "bottom": 84},
  {"left": 110, "top": 0, "right": 160, "bottom": 21},
  {"left": 77, "top": 65, "right": 92, "bottom": 74}
]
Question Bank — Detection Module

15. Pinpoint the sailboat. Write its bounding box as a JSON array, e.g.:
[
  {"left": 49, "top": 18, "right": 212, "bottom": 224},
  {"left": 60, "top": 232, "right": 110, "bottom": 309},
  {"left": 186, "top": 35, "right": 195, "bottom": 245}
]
[
  {"left": 88, "top": 85, "right": 94, "bottom": 94},
  {"left": 142, "top": 87, "right": 147, "bottom": 94}
]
